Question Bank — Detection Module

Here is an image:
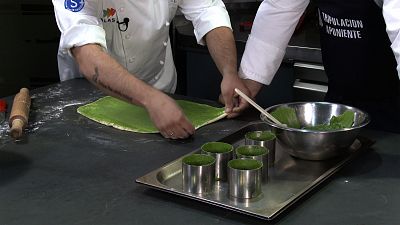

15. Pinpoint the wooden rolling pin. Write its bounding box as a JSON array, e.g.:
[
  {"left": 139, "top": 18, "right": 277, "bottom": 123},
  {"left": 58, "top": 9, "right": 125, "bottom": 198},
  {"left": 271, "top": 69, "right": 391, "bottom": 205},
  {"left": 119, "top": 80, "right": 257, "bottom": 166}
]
[{"left": 9, "top": 88, "right": 31, "bottom": 139}]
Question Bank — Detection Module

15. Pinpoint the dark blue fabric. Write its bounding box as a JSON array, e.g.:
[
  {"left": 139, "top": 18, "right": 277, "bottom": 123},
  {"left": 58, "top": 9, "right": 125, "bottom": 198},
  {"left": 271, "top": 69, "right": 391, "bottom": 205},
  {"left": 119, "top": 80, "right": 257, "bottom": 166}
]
[{"left": 317, "top": 0, "right": 400, "bottom": 132}]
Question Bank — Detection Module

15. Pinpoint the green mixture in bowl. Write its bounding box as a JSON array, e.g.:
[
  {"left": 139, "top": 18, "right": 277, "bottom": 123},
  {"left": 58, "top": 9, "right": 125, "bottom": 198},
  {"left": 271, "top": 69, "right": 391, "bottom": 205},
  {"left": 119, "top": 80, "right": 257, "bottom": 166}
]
[
  {"left": 271, "top": 106, "right": 355, "bottom": 131},
  {"left": 305, "top": 110, "right": 355, "bottom": 131}
]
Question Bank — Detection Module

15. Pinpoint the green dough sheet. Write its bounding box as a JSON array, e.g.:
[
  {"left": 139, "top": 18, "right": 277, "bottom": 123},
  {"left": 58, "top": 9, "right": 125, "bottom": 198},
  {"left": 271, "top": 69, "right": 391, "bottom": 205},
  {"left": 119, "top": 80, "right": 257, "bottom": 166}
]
[{"left": 77, "top": 96, "right": 227, "bottom": 133}]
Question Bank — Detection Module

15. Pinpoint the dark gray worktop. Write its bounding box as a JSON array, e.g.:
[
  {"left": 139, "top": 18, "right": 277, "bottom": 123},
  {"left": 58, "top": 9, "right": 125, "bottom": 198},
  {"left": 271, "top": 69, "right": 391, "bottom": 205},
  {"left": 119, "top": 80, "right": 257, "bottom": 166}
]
[{"left": 0, "top": 79, "right": 399, "bottom": 225}]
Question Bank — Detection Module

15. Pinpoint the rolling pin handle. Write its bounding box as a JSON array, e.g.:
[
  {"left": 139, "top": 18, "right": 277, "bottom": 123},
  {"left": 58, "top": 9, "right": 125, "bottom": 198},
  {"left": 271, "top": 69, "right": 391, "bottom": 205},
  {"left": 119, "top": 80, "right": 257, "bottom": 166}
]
[
  {"left": 10, "top": 119, "right": 24, "bottom": 139},
  {"left": 9, "top": 88, "right": 31, "bottom": 139}
]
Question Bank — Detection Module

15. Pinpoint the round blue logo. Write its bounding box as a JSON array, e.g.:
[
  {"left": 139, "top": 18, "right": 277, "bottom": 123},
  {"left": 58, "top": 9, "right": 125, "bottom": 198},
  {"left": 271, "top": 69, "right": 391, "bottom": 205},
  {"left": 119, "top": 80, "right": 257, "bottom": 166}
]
[{"left": 64, "top": 0, "right": 85, "bottom": 12}]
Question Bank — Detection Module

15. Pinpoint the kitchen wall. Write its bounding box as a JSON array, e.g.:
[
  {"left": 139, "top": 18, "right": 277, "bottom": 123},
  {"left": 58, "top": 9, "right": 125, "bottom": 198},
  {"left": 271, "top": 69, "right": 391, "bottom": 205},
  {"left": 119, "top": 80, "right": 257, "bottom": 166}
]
[{"left": 0, "top": 0, "right": 59, "bottom": 97}]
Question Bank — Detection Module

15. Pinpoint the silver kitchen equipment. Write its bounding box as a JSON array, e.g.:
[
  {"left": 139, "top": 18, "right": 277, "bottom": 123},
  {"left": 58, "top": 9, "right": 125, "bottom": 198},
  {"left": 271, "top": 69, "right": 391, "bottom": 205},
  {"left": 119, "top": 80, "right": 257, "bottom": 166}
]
[
  {"left": 228, "top": 159, "right": 262, "bottom": 199},
  {"left": 261, "top": 102, "right": 370, "bottom": 160},
  {"left": 136, "top": 122, "right": 371, "bottom": 220},
  {"left": 235, "top": 145, "right": 269, "bottom": 181},
  {"left": 244, "top": 130, "right": 276, "bottom": 167},
  {"left": 182, "top": 154, "right": 215, "bottom": 194},
  {"left": 201, "top": 142, "right": 234, "bottom": 181}
]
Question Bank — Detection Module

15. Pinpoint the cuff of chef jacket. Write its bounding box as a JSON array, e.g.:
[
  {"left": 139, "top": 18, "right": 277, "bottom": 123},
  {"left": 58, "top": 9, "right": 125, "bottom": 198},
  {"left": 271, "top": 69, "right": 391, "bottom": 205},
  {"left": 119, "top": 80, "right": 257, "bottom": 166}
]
[
  {"left": 393, "top": 41, "right": 400, "bottom": 78},
  {"left": 60, "top": 24, "right": 107, "bottom": 57},
  {"left": 192, "top": 7, "right": 232, "bottom": 46},
  {"left": 239, "top": 34, "right": 285, "bottom": 85}
]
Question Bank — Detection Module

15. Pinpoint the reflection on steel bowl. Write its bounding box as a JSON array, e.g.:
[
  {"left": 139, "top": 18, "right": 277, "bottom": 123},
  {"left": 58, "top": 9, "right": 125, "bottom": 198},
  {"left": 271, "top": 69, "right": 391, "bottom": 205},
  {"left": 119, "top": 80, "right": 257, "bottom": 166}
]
[{"left": 260, "top": 102, "right": 370, "bottom": 160}]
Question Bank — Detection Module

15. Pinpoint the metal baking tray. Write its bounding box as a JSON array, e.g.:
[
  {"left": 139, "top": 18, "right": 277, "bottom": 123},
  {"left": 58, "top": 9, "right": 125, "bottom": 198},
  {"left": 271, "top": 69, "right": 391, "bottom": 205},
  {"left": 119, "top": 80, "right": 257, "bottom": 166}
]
[{"left": 136, "top": 122, "right": 369, "bottom": 220}]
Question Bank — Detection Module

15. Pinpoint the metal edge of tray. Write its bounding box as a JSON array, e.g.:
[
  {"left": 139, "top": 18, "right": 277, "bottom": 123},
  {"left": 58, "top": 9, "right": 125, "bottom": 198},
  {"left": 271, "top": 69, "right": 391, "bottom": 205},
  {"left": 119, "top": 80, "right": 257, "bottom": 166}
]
[
  {"left": 271, "top": 146, "right": 366, "bottom": 220},
  {"left": 135, "top": 122, "right": 370, "bottom": 220}
]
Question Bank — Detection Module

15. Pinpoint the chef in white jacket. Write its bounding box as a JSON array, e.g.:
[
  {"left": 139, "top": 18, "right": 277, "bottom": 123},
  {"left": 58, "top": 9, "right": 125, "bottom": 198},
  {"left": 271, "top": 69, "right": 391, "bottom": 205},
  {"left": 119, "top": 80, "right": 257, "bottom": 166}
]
[
  {"left": 239, "top": 0, "right": 400, "bottom": 132},
  {"left": 52, "top": 0, "right": 251, "bottom": 139}
]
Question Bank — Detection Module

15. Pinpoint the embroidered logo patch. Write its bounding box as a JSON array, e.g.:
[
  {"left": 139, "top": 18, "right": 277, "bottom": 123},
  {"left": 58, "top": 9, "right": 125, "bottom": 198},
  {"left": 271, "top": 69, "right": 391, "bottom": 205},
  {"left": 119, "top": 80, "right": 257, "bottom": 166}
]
[
  {"left": 101, "top": 8, "right": 117, "bottom": 23},
  {"left": 64, "top": 0, "right": 85, "bottom": 12},
  {"left": 103, "top": 8, "right": 116, "bottom": 18}
]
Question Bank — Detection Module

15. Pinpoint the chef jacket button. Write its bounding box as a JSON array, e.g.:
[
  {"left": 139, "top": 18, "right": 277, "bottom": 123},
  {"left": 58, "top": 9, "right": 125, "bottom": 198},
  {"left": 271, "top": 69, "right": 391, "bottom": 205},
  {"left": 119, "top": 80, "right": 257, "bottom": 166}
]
[
  {"left": 159, "top": 60, "right": 164, "bottom": 65},
  {"left": 155, "top": 75, "right": 160, "bottom": 79},
  {"left": 128, "top": 57, "right": 135, "bottom": 63},
  {"left": 125, "top": 34, "right": 131, "bottom": 39},
  {"left": 165, "top": 22, "right": 170, "bottom": 27},
  {"left": 119, "top": 7, "right": 125, "bottom": 12},
  {"left": 163, "top": 41, "right": 167, "bottom": 47}
]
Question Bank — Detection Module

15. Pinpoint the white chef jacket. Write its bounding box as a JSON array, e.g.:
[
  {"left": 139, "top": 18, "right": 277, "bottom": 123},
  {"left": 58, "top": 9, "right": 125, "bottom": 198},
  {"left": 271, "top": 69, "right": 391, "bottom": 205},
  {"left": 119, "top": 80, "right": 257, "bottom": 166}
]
[
  {"left": 53, "top": 0, "right": 232, "bottom": 93},
  {"left": 239, "top": 0, "right": 400, "bottom": 85}
]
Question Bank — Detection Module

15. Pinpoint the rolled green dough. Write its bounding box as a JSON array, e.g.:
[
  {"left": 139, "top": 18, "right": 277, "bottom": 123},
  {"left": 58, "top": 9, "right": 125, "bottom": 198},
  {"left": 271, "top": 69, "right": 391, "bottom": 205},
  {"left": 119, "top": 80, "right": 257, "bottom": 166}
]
[{"left": 77, "top": 96, "right": 227, "bottom": 133}]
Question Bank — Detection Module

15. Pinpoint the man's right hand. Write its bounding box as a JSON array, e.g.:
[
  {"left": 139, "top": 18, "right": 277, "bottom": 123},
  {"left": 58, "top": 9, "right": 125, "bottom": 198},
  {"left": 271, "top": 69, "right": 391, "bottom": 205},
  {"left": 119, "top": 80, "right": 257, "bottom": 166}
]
[
  {"left": 72, "top": 44, "right": 194, "bottom": 140},
  {"left": 144, "top": 90, "right": 195, "bottom": 139}
]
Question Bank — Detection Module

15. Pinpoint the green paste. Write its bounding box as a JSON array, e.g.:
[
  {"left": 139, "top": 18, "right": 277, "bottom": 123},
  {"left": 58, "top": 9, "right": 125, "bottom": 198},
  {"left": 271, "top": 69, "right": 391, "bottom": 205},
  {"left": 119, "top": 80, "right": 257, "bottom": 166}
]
[
  {"left": 271, "top": 106, "right": 355, "bottom": 131},
  {"left": 270, "top": 106, "right": 301, "bottom": 128},
  {"left": 182, "top": 154, "right": 215, "bottom": 166},
  {"left": 236, "top": 145, "right": 268, "bottom": 157},
  {"left": 77, "top": 96, "right": 226, "bottom": 133},
  {"left": 305, "top": 110, "right": 355, "bottom": 131},
  {"left": 201, "top": 142, "right": 233, "bottom": 153},
  {"left": 228, "top": 159, "right": 263, "bottom": 170},
  {"left": 245, "top": 131, "right": 276, "bottom": 141}
]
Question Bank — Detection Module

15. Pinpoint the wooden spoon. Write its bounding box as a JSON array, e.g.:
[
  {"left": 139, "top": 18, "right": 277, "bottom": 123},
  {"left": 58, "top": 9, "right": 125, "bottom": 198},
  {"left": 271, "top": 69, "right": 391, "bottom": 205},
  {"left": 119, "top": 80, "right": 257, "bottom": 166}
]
[{"left": 234, "top": 88, "right": 286, "bottom": 127}]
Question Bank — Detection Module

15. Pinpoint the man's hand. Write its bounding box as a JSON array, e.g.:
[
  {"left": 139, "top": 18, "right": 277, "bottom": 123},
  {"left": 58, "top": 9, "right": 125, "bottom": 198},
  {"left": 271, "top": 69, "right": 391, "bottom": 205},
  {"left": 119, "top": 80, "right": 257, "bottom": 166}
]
[
  {"left": 144, "top": 90, "right": 195, "bottom": 139},
  {"left": 220, "top": 75, "right": 251, "bottom": 118},
  {"left": 242, "top": 79, "right": 263, "bottom": 99},
  {"left": 72, "top": 44, "right": 194, "bottom": 139},
  {"left": 219, "top": 78, "right": 264, "bottom": 118}
]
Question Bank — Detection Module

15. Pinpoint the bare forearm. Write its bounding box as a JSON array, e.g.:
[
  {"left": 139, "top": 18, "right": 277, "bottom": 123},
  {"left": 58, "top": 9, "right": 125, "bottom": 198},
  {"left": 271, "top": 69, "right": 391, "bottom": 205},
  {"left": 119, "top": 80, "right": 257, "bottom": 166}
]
[
  {"left": 205, "top": 27, "right": 237, "bottom": 77},
  {"left": 71, "top": 44, "right": 194, "bottom": 139},
  {"left": 243, "top": 79, "right": 263, "bottom": 98},
  {"left": 205, "top": 27, "right": 252, "bottom": 117},
  {"left": 71, "top": 44, "right": 154, "bottom": 107}
]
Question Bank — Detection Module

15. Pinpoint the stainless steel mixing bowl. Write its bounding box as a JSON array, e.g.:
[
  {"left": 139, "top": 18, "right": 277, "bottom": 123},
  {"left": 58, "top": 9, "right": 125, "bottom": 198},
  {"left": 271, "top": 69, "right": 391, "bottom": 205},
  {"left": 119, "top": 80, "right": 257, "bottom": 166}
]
[{"left": 260, "top": 102, "right": 370, "bottom": 160}]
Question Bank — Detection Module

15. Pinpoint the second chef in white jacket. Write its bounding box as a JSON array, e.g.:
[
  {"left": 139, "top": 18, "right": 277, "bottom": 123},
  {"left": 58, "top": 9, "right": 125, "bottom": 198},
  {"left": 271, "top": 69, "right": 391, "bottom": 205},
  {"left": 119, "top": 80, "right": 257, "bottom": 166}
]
[
  {"left": 52, "top": 0, "right": 251, "bottom": 139},
  {"left": 239, "top": 0, "right": 400, "bottom": 132}
]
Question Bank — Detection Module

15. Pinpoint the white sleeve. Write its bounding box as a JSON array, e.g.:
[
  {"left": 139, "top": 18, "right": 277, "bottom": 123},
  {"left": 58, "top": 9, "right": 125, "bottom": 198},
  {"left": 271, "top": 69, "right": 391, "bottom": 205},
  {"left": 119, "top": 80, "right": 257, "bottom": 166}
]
[
  {"left": 239, "top": 0, "right": 309, "bottom": 85},
  {"left": 52, "top": 0, "right": 107, "bottom": 55},
  {"left": 382, "top": 0, "right": 400, "bottom": 78},
  {"left": 179, "top": 0, "right": 232, "bottom": 45}
]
